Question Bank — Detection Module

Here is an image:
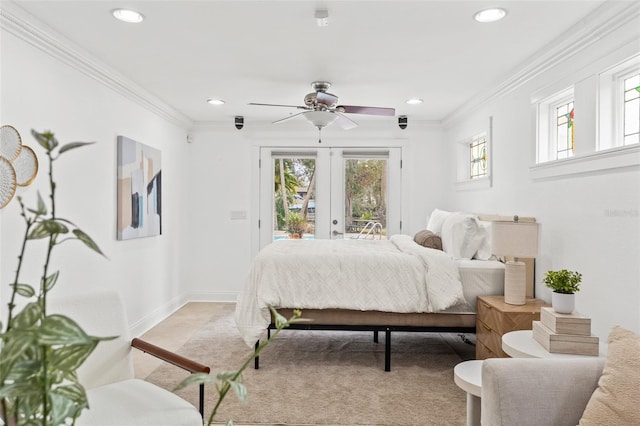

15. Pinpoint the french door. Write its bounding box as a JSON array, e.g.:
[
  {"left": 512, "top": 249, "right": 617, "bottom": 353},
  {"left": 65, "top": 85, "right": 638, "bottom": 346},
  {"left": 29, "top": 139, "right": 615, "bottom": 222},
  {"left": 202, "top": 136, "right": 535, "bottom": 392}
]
[{"left": 258, "top": 147, "right": 401, "bottom": 249}]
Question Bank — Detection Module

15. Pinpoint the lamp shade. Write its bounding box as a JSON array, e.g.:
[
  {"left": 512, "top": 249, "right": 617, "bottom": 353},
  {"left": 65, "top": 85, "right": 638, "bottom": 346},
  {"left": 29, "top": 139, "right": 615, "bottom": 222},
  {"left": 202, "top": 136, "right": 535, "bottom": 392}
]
[
  {"left": 303, "top": 110, "right": 338, "bottom": 129},
  {"left": 491, "top": 221, "right": 539, "bottom": 258}
]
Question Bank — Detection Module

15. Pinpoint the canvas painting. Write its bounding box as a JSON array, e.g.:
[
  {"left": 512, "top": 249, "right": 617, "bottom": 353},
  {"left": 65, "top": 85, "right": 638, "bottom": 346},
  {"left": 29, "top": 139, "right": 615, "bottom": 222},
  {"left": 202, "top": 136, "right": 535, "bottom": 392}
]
[{"left": 117, "top": 136, "right": 162, "bottom": 240}]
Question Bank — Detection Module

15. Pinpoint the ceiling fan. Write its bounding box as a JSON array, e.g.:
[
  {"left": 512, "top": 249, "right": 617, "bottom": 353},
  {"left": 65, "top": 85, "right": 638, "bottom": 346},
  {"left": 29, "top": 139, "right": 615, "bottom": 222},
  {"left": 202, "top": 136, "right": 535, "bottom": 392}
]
[{"left": 249, "top": 81, "right": 395, "bottom": 142}]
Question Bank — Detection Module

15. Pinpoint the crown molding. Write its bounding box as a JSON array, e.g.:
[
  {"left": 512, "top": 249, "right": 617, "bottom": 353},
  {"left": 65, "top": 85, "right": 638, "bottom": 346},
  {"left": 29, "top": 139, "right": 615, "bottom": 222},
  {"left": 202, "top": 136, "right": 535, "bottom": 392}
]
[
  {"left": 442, "top": 1, "right": 640, "bottom": 128},
  {"left": 0, "top": 3, "right": 193, "bottom": 129}
]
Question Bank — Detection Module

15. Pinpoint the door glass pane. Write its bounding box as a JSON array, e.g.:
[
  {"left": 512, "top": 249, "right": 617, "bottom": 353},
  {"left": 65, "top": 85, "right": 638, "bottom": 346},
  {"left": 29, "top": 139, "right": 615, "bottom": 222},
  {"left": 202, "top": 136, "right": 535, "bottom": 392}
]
[
  {"left": 273, "top": 156, "right": 316, "bottom": 241},
  {"left": 344, "top": 158, "right": 387, "bottom": 239}
]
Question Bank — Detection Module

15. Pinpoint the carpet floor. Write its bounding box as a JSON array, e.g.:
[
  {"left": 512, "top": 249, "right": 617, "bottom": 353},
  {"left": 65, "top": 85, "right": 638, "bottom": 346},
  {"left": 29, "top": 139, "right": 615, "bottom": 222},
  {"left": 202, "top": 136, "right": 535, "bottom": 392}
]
[{"left": 143, "top": 303, "right": 475, "bottom": 426}]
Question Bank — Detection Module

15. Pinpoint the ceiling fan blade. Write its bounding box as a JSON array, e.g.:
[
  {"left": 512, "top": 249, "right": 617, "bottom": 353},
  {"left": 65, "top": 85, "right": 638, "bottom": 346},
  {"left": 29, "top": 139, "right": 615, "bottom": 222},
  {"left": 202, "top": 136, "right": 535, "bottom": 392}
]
[
  {"left": 316, "top": 92, "right": 338, "bottom": 107},
  {"left": 338, "top": 105, "right": 396, "bottom": 116},
  {"left": 272, "top": 111, "right": 306, "bottom": 124},
  {"left": 249, "top": 102, "right": 308, "bottom": 110},
  {"left": 334, "top": 112, "right": 358, "bottom": 130}
]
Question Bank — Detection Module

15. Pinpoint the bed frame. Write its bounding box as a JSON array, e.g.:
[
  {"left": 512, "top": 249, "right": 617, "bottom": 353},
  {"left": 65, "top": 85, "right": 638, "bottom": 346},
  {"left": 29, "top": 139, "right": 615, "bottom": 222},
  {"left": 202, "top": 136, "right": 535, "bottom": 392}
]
[{"left": 254, "top": 214, "right": 536, "bottom": 371}]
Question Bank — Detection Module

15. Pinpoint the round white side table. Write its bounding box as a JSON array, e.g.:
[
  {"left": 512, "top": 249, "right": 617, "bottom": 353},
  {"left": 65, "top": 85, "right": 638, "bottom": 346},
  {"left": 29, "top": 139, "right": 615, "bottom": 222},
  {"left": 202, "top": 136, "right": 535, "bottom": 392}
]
[
  {"left": 502, "top": 330, "right": 607, "bottom": 358},
  {"left": 454, "top": 360, "right": 483, "bottom": 426}
]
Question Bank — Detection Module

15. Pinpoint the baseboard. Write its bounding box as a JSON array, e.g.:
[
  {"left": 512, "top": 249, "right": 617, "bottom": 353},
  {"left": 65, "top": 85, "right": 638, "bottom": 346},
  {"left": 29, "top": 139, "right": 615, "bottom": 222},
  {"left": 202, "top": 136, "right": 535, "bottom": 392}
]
[
  {"left": 129, "top": 294, "right": 188, "bottom": 337},
  {"left": 184, "top": 291, "right": 240, "bottom": 303},
  {"left": 129, "top": 291, "right": 239, "bottom": 337}
]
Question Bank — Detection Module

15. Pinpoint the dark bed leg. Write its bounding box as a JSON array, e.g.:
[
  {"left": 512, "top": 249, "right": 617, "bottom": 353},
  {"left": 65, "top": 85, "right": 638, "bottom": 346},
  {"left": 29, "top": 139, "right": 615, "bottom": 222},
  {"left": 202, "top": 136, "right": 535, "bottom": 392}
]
[
  {"left": 254, "top": 340, "right": 260, "bottom": 369},
  {"left": 373, "top": 330, "right": 379, "bottom": 343},
  {"left": 385, "top": 328, "right": 391, "bottom": 372}
]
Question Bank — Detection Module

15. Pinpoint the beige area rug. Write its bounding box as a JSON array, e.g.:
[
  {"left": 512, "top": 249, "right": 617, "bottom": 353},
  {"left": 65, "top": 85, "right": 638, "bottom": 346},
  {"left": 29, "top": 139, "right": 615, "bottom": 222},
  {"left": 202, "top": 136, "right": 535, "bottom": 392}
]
[{"left": 144, "top": 304, "right": 473, "bottom": 425}]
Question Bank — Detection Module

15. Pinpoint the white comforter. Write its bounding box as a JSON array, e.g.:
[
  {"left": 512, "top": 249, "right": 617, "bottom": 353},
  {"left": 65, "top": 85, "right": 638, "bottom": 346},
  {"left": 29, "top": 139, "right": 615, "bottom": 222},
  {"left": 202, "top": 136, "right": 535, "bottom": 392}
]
[{"left": 234, "top": 234, "right": 465, "bottom": 346}]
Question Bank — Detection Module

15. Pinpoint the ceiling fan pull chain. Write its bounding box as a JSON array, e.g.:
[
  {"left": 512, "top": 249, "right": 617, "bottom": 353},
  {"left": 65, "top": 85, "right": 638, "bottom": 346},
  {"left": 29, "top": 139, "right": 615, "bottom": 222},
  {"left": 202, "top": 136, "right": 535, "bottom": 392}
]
[{"left": 318, "top": 127, "right": 322, "bottom": 143}]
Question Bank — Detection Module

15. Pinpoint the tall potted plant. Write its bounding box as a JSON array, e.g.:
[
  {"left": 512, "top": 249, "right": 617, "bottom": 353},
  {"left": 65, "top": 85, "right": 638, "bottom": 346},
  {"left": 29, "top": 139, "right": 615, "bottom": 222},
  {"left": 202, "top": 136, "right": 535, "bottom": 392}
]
[
  {"left": 286, "top": 211, "right": 306, "bottom": 238},
  {"left": 0, "top": 129, "right": 107, "bottom": 425},
  {"left": 543, "top": 269, "right": 582, "bottom": 314}
]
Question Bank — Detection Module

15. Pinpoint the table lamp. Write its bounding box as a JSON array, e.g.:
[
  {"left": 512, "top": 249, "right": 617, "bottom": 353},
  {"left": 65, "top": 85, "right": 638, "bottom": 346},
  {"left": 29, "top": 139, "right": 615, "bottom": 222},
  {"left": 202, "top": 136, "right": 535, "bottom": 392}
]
[{"left": 491, "top": 220, "right": 539, "bottom": 305}]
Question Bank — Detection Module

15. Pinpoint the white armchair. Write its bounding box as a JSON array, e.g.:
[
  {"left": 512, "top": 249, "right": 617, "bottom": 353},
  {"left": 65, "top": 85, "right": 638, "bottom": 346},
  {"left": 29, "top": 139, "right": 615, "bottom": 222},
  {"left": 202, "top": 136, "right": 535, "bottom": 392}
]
[
  {"left": 481, "top": 325, "right": 640, "bottom": 426},
  {"left": 49, "top": 291, "right": 208, "bottom": 426},
  {"left": 481, "top": 358, "right": 605, "bottom": 426}
]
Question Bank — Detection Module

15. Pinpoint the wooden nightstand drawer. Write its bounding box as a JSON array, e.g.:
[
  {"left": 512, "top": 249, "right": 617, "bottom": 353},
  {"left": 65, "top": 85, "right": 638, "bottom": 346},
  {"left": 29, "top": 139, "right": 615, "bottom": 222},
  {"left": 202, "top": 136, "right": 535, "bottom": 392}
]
[
  {"left": 476, "top": 319, "right": 502, "bottom": 354},
  {"left": 477, "top": 299, "right": 504, "bottom": 334},
  {"left": 476, "top": 296, "right": 548, "bottom": 360},
  {"left": 476, "top": 339, "right": 501, "bottom": 359}
]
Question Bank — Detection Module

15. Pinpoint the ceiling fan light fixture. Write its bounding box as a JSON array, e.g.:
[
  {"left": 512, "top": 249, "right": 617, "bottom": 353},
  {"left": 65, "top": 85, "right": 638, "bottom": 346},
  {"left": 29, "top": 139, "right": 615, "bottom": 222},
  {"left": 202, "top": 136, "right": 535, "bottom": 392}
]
[
  {"left": 473, "top": 8, "right": 507, "bottom": 23},
  {"left": 406, "top": 98, "right": 423, "bottom": 105},
  {"left": 206, "top": 98, "right": 225, "bottom": 105},
  {"left": 304, "top": 111, "right": 337, "bottom": 129},
  {"left": 111, "top": 8, "right": 144, "bottom": 23}
]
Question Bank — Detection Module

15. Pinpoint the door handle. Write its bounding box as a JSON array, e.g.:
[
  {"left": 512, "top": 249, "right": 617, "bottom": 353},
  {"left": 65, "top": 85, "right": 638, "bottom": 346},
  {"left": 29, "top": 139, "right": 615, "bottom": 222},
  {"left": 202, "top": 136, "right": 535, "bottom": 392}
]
[{"left": 332, "top": 230, "right": 343, "bottom": 236}]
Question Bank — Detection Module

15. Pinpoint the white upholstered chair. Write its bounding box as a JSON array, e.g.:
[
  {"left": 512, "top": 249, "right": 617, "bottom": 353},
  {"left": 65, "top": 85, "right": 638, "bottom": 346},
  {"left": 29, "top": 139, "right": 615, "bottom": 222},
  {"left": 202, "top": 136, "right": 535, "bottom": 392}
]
[
  {"left": 481, "top": 325, "right": 640, "bottom": 425},
  {"left": 49, "top": 291, "right": 208, "bottom": 426},
  {"left": 481, "top": 358, "right": 604, "bottom": 425}
]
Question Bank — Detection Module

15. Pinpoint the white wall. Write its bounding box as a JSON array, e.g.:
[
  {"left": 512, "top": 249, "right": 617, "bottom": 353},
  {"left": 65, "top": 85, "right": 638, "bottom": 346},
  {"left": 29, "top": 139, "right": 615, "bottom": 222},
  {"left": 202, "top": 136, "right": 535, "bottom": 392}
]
[
  {"left": 0, "top": 25, "right": 190, "bottom": 335},
  {"left": 182, "top": 124, "right": 253, "bottom": 300},
  {"left": 183, "top": 120, "right": 449, "bottom": 299},
  {"left": 443, "top": 17, "right": 640, "bottom": 339}
]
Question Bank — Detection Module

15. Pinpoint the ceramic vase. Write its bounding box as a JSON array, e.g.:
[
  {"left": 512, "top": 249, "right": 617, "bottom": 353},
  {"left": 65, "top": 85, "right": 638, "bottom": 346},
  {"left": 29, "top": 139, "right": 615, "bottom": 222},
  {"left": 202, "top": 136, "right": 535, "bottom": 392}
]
[{"left": 552, "top": 292, "right": 575, "bottom": 314}]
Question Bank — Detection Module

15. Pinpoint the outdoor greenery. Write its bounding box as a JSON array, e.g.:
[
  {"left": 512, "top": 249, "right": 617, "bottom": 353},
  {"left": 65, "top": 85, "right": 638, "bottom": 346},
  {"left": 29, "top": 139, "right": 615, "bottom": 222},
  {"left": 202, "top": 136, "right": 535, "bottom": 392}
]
[
  {"left": 273, "top": 157, "right": 387, "bottom": 236},
  {"left": 543, "top": 269, "right": 583, "bottom": 294},
  {"left": 0, "top": 130, "right": 107, "bottom": 425},
  {"left": 273, "top": 159, "right": 301, "bottom": 230},
  {"left": 345, "top": 159, "right": 386, "bottom": 228},
  {"left": 176, "top": 308, "right": 302, "bottom": 426}
]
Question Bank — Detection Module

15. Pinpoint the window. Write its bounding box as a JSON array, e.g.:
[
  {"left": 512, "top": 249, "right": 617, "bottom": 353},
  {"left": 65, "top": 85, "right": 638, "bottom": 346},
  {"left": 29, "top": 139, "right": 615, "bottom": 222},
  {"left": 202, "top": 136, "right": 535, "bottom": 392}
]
[
  {"left": 469, "top": 135, "right": 488, "bottom": 179},
  {"left": 532, "top": 52, "right": 640, "bottom": 179},
  {"left": 456, "top": 118, "right": 492, "bottom": 190},
  {"left": 598, "top": 55, "right": 640, "bottom": 150},
  {"left": 622, "top": 72, "right": 640, "bottom": 146},
  {"left": 536, "top": 88, "right": 574, "bottom": 163},
  {"left": 555, "top": 100, "right": 575, "bottom": 159}
]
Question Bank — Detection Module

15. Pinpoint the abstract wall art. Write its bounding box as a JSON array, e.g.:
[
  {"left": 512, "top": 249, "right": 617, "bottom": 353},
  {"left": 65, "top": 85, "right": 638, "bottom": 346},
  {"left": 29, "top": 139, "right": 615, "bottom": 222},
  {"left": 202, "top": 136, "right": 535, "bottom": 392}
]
[{"left": 117, "top": 136, "right": 162, "bottom": 240}]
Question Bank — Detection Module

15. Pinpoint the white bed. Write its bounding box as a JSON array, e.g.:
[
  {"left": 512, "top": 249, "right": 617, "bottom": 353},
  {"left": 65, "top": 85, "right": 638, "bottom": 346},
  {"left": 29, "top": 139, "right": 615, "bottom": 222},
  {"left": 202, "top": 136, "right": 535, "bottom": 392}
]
[{"left": 234, "top": 211, "right": 532, "bottom": 370}]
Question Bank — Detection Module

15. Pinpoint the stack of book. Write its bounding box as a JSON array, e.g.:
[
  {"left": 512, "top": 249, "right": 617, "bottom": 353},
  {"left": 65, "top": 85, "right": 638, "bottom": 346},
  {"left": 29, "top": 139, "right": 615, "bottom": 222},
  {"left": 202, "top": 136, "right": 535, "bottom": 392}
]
[{"left": 532, "top": 307, "right": 599, "bottom": 356}]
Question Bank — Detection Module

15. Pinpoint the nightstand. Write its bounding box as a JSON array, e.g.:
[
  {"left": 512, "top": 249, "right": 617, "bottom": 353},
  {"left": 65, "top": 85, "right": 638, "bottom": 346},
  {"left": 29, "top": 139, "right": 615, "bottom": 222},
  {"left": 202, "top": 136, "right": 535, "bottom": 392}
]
[{"left": 476, "top": 295, "right": 548, "bottom": 359}]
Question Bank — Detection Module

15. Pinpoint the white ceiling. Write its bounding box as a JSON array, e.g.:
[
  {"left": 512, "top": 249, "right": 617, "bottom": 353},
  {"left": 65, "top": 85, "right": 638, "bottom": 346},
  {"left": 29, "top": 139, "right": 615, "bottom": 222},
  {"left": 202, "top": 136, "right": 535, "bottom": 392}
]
[{"left": 7, "top": 0, "right": 610, "bottom": 127}]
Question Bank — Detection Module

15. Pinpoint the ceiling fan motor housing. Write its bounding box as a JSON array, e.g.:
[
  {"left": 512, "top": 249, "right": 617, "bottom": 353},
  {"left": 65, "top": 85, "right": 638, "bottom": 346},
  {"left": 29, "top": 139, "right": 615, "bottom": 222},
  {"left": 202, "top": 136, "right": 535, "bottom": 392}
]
[{"left": 311, "top": 81, "right": 331, "bottom": 92}]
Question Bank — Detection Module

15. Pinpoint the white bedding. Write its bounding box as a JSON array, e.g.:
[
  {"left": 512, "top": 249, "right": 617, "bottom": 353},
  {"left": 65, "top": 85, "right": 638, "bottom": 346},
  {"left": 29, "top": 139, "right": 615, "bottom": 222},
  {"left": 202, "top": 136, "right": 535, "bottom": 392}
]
[
  {"left": 234, "top": 234, "right": 466, "bottom": 346},
  {"left": 455, "top": 258, "right": 505, "bottom": 309}
]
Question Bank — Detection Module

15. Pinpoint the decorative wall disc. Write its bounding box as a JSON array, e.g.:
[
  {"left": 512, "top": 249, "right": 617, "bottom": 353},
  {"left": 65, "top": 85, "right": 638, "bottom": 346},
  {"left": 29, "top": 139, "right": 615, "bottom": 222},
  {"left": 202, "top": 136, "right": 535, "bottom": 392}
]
[
  {"left": 0, "top": 125, "right": 39, "bottom": 209},
  {"left": 0, "top": 157, "right": 17, "bottom": 209},
  {"left": 14, "top": 145, "right": 39, "bottom": 186},
  {"left": 0, "top": 125, "right": 22, "bottom": 161}
]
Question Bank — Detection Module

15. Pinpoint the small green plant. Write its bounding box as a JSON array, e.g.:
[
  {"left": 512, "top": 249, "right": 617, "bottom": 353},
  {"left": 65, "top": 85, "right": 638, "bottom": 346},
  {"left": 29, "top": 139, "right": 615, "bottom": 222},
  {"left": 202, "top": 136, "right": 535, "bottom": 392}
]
[
  {"left": 0, "top": 130, "right": 107, "bottom": 425},
  {"left": 286, "top": 211, "right": 306, "bottom": 236},
  {"left": 176, "top": 308, "right": 302, "bottom": 426},
  {"left": 543, "top": 269, "right": 582, "bottom": 294},
  {"left": 360, "top": 211, "right": 375, "bottom": 221}
]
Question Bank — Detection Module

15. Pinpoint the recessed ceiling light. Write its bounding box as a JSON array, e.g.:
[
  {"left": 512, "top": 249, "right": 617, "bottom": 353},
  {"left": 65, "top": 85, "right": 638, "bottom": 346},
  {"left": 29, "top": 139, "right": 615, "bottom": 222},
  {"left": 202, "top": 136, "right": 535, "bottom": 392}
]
[
  {"left": 112, "top": 8, "right": 144, "bottom": 23},
  {"left": 406, "top": 98, "right": 423, "bottom": 105},
  {"left": 473, "top": 8, "right": 507, "bottom": 23},
  {"left": 206, "top": 99, "right": 225, "bottom": 105}
]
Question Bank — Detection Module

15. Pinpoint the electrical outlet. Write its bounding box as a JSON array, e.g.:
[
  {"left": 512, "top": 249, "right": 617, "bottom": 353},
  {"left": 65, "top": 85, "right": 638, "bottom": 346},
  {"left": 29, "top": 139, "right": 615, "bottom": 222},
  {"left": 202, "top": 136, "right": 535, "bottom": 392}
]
[{"left": 230, "top": 210, "right": 247, "bottom": 220}]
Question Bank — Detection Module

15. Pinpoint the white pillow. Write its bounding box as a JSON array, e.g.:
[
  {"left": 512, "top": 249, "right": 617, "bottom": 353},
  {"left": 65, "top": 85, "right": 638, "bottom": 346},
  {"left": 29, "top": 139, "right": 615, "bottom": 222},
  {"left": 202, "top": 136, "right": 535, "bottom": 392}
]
[
  {"left": 473, "top": 220, "right": 492, "bottom": 260},
  {"left": 440, "top": 213, "right": 485, "bottom": 259},
  {"left": 426, "top": 208, "right": 453, "bottom": 236}
]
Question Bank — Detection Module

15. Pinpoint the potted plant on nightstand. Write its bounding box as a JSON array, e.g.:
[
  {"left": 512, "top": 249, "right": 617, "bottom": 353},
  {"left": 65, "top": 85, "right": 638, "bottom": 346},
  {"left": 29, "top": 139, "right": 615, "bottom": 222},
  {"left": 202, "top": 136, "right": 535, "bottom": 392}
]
[{"left": 543, "top": 269, "right": 582, "bottom": 314}]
